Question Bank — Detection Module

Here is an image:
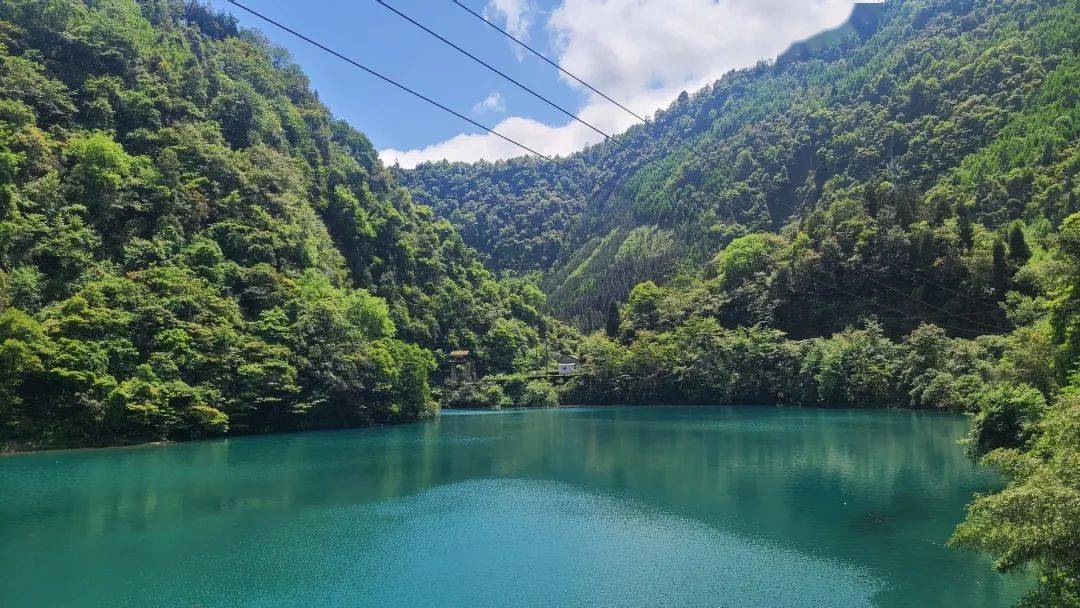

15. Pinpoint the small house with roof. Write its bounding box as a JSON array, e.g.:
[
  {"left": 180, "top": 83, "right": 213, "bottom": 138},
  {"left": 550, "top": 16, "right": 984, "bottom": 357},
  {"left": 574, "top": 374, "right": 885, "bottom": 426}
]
[
  {"left": 556, "top": 355, "right": 581, "bottom": 376},
  {"left": 449, "top": 350, "right": 476, "bottom": 384}
]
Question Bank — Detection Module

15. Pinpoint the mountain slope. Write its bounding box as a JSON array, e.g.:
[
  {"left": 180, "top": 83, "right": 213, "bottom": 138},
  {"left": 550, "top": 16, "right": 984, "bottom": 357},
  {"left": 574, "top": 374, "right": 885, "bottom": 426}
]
[
  {"left": 400, "top": 0, "right": 1080, "bottom": 329},
  {"left": 400, "top": 6, "right": 1080, "bottom": 601},
  {"left": 0, "top": 0, "right": 565, "bottom": 448}
]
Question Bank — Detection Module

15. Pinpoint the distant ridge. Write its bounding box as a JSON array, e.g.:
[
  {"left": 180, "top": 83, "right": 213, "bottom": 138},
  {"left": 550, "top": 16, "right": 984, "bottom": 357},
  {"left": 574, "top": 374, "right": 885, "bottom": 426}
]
[
  {"left": 777, "top": 2, "right": 887, "bottom": 65},
  {"left": 399, "top": 0, "right": 1077, "bottom": 330}
]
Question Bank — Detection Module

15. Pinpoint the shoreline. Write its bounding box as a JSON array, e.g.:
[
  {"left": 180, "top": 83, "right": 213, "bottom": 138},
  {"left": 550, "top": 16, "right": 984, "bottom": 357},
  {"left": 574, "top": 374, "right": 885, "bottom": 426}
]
[
  {"left": 1, "top": 439, "right": 174, "bottom": 458},
  {"left": 1, "top": 402, "right": 964, "bottom": 457}
]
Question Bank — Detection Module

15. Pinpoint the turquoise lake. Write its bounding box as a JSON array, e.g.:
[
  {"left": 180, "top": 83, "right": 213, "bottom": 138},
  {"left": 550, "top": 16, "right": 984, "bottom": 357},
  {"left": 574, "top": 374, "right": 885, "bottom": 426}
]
[{"left": 0, "top": 406, "right": 1031, "bottom": 607}]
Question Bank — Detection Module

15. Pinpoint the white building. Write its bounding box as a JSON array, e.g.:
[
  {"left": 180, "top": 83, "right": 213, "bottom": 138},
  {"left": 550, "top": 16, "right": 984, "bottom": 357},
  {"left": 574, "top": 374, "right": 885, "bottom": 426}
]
[{"left": 557, "top": 356, "right": 581, "bottom": 376}]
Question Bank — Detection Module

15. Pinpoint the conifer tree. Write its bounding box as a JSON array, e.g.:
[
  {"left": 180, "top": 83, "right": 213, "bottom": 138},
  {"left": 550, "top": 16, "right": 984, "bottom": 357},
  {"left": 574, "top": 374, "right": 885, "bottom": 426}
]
[{"left": 1007, "top": 221, "right": 1031, "bottom": 263}]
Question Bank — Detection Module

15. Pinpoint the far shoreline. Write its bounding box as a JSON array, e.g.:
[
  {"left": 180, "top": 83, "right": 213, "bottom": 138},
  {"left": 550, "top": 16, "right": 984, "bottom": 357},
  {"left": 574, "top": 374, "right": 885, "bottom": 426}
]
[{"left": 1, "top": 402, "right": 968, "bottom": 457}]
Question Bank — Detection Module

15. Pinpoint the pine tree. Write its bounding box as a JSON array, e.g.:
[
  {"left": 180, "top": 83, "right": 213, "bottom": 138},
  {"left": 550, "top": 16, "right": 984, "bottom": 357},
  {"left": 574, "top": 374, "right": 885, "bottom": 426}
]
[
  {"left": 917, "top": 230, "right": 935, "bottom": 266},
  {"left": 992, "top": 239, "right": 1009, "bottom": 295},
  {"left": 932, "top": 196, "right": 951, "bottom": 226},
  {"left": 1007, "top": 221, "right": 1031, "bottom": 263},
  {"left": 605, "top": 302, "right": 621, "bottom": 338},
  {"left": 956, "top": 202, "right": 974, "bottom": 248}
]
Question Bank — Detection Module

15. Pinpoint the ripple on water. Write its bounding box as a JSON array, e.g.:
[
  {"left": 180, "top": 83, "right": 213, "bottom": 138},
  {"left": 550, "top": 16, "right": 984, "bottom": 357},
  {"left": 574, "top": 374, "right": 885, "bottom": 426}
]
[
  {"left": 0, "top": 406, "right": 1030, "bottom": 608},
  {"left": 267, "top": 478, "right": 885, "bottom": 608}
]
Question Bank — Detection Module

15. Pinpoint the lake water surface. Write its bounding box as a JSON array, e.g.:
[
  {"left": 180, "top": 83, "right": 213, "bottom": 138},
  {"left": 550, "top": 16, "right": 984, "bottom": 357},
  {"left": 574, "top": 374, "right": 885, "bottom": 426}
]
[{"left": 0, "top": 406, "right": 1031, "bottom": 607}]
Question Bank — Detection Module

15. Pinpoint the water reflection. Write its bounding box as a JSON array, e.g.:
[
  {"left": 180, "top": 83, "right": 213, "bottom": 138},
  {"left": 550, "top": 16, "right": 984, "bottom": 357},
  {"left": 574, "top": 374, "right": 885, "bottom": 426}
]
[{"left": 0, "top": 406, "right": 1029, "bottom": 607}]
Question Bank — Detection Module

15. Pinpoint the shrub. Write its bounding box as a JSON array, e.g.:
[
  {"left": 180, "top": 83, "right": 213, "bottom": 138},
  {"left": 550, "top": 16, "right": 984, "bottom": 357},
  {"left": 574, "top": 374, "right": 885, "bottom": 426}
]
[{"left": 519, "top": 380, "right": 558, "bottom": 408}]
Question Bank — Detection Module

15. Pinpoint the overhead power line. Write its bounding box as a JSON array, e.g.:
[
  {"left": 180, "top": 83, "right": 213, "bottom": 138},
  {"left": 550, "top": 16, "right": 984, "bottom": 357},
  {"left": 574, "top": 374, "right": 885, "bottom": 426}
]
[
  {"left": 224, "top": 0, "right": 649, "bottom": 235},
  {"left": 806, "top": 248, "right": 1001, "bottom": 330},
  {"left": 880, "top": 258, "right": 1001, "bottom": 310},
  {"left": 778, "top": 196, "right": 1002, "bottom": 325},
  {"left": 808, "top": 276, "right": 1004, "bottom": 336},
  {"left": 766, "top": 191, "right": 1002, "bottom": 320},
  {"left": 450, "top": 0, "right": 1003, "bottom": 323},
  {"left": 376, "top": 0, "right": 737, "bottom": 219},
  {"left": 449, "top": 0, "right": 647, "bottom": 122},
  {"left": 225, "top": 0, "right": 1001, "bottom": 337},
  {"left": 449, "top": 0, "right": 741, "bottom": 192}
]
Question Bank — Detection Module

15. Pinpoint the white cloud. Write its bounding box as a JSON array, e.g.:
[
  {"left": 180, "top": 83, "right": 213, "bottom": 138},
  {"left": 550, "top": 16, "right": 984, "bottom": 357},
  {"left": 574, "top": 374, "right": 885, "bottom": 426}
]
[
  {"left": 548, "top": 0, "right": 853, "bottom": 100},
  {"left": 471, "top": 91, "right": 507, "bottom": 114},
  {"left": 380, "top": 0, "right": 855, "bottom": 168},
  {"left": 485, "top": 0, "right": 534, "bottom": 59},
  {"left": 380, "top": 115, "right": 596, "bottom": 167}
]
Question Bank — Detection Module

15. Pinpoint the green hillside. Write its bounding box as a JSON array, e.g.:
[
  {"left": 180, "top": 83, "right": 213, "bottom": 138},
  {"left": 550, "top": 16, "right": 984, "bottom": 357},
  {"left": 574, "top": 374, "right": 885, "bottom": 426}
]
[
  {"left": 0, "top": 1, "right": 1077, "bottom": 604},
  {"left": 401, "top": 0, "right": 1080, "bottom": 331},
  {"left": 399, "top": 5, "right": 1080, "bottom": 601},
  {"left": 0, "top": 0, "right": 569, "bottom": 449}
]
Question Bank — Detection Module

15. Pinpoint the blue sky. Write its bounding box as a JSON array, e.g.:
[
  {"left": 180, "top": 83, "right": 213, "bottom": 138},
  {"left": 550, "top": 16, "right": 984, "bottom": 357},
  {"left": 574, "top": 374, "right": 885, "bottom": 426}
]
[{"left": 209, "top": 0, "right": 856, "bottom": 167}]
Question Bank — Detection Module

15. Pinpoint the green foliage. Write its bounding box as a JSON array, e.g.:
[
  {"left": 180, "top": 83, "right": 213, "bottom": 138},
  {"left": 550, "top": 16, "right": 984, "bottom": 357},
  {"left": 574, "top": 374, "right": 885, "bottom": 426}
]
[
  {"left": 443, "top": 379, "right": 509, "bottom": 410},
  {"left": 804, "top": 323, "right": 902, "bottom": 407},
  {"left": 712, "top": 233, "right": 782, "bottom": 289},
  {"left": 605, "top": 301, "right": 620, "bottom": 338},
  {"left": 994, "top": 238, "right": 1010, "bottom": 295},
  {"left": 623, "top": 281, "right": 665, "bottom": 335},
  {"left": 393, "top": 158, "right": 589, "bottom": 273},
  {"left": 1009, "top": 221, "right": 1033, "bottom": 263},
  {"left": 478, "top": 318, "right": 539, "bottom": 375},
  {"left": 963, "top": 383, "right": 1047, "bottom": 459},
  {"left": 952, "top": 394, "right": 1080, "bottom": 607},
  {"left": 403, "top": 0, "right": 1080, "bottom": 333},
  {"left": 519, "top": 380, "right": 559, "bottom": 408},
  {"left": 443, "top": 373, "right": 563, "bottom": 410},
  {"left": 63, "top": 132, "right": 135, "bottom": 213},
  {"left": 570, "top": 320, "right": 910, "bottom": 409},
  {"left": 0, "top": 0, "right": 557, "bottom": 448},
  {"left": 1050, "top": 212, "right": 1080, "bottom": 380}
]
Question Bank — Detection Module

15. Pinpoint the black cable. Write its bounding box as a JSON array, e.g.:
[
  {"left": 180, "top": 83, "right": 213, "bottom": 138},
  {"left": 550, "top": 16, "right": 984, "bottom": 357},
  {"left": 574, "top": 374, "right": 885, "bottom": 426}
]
[
  {"left": 450, "top": 0, "right": 648, "bottom": 122},
  {"left": 448, "top": 0, "right": 1002, "bottom": 325},
  {"left": 450, "top": 0, "right": 738, "bottom": 210},
  {"left": 224, "top": 0, "right": 643, "bottom": 220},
  {"left": 376, "top": 0, "right": 735, "bottom": 217},
  {"left": 816, "top": 255, "right": 1001, "bottom": 330},
  {"left": 880, "top": 258, "right": 1001, "bottom": 310},
  {"left": 808, "top": 275, "right": 1002, "bottom": 336},
  {"left": 226, "top": 0, "right": 1002, "bottom": 337}
]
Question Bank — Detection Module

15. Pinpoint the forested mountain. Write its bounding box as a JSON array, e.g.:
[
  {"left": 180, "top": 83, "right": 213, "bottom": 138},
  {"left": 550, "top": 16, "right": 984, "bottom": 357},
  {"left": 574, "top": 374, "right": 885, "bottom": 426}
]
[
  {"left": 1, "top": 0, "right": 1077, "bottom": 604},
  {"left": 0, "top": 0, "right": 570, "bottom": 448},
  {"left": 398, "top": 4, "right": 1080, "bottom": 602},
  {"left": 400, "top": 0, "right": 1080, "bottom": 331}
]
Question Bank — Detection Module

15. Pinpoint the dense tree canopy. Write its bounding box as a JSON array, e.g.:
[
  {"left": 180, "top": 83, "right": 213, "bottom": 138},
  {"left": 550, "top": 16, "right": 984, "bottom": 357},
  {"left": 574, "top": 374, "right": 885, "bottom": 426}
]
[
  {"left": 398, "top": 1, "right": 1080, "bottom": 603},
  {"left": 1, "top": 0, "right": 1079, "bottom": 605},
  {"left": 0, "top": 0, "right": 569, "bottom": 448},
  {"left": 404, "top": 0, "right": 1080, "bottom": 331}
]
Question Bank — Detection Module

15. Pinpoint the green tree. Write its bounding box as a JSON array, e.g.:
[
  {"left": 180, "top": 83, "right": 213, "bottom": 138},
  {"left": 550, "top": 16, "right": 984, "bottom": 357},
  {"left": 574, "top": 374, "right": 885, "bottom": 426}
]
[
  {"left": 520, "top": 380, "right": 558, "bottom": 408},
  {"left": 713, "top": 233, "right": 780, "bottom": 289},
  {"left": 624, "top": 281, "right": 665, "bottom": 333},
  {"left": 479, "top": 318, "right": 539, "bottom": 375},
  {"left": 952, "top": 394, "right": 1080, "bottom": 607},
  {"left": 962, "top": 383, "right": 1046, "bottom": 458},
  {"left": 63, "top": 132, "right": 135, "bottom": 214},
  {"left": 1008, "top": 221, "right": 1032, "bottom": 264},
  {"left": 605, "top": 301, "right": 621, "bottom": 338},
  {"left": 956, "top": 202, "right": 974, "bottom": 247},
  {"left": 993, "top": 238, "right": 1010, "bottom": 296}
]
